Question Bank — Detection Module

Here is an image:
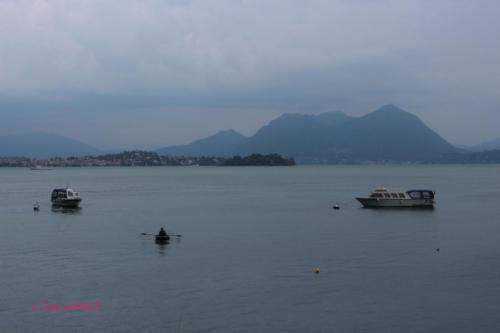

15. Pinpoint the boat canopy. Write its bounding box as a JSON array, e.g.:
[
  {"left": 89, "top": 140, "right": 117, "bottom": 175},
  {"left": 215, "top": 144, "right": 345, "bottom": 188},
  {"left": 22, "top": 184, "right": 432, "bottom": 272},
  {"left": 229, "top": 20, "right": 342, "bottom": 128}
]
[
  {"left": 407, "top": 189, "right": 435, "bottom": 193},
  {"left": 406, "top": 190, "right": 435, "bottom": 199},
  {"left": 51, "top": 188, "right": 80, "bottom": 198},
  {"left": 52, "top": 188, "right": 66, "bottom": 197},
  {"left": 370, "top": 190, "right": 407, "bottom": 198}
]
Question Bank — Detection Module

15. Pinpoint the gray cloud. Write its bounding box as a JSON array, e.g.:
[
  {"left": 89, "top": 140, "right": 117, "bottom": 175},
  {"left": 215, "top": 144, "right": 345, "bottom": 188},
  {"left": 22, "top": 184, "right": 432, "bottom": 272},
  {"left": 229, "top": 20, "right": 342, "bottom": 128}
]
[{"left": 0, "top": 0, "right": 499, "bottom": 148}]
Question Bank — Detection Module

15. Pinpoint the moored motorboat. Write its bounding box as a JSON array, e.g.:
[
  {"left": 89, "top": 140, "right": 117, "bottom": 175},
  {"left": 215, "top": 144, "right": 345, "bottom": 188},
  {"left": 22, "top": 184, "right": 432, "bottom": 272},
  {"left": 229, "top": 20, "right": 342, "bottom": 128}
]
[
  {"left": 51, "top": 187, "right": 82, "bottom": 208},
  {"left": 30, "top": 165, "right": 52, "bottom": 170},
  {"left": 356, "top": 188, "right": 435, "bottom": 208}
]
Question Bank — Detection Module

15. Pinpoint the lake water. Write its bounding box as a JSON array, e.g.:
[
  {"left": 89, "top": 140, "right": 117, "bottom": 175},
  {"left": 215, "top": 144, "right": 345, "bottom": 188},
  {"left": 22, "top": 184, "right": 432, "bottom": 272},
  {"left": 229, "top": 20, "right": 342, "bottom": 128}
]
[{"left": 1, "top": 165, "right": 500, "bottom": 332}]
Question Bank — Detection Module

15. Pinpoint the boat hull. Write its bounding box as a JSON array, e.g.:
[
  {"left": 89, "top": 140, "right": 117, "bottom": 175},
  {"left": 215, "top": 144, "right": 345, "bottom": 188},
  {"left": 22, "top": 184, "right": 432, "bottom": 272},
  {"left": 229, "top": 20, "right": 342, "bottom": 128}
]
[
  {"left": 356, "top": 197, "right": 434, "bottom": 208},
  {"left": 155, "top": 235, "right": 170, "bottom": 243},
  {"left": 51, "top": 198, "right": 82, "bottom": 208}
]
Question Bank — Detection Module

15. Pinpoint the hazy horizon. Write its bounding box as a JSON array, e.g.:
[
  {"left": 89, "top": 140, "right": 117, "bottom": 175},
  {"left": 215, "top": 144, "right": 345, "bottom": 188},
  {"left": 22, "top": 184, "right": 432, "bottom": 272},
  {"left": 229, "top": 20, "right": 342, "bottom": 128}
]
[
  {"left": 1, "top": 0, "right": 499, "bottom": 149},
  {"left": 2, "top": 105, "right": 497, "bottom": 152}
]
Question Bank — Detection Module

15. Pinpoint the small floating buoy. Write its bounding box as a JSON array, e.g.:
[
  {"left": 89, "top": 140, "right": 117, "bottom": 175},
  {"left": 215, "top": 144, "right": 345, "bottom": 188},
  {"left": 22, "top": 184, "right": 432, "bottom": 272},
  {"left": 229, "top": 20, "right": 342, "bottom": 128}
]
[
  {"left": 436, "top": 248, "right": 440, "bottom": 252},
  {"left": 314, "top": 267, "right": 320, "bottom": 274},
  {"left": 333, "top": 204, "right": 340, "bottom": 210}
]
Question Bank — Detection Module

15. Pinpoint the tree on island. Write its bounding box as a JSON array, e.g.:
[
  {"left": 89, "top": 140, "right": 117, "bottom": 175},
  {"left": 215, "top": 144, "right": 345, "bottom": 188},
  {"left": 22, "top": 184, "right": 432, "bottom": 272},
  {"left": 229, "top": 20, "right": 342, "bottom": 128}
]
[{"left": 222, "top": 154, "right": 295, "bottom": 166}]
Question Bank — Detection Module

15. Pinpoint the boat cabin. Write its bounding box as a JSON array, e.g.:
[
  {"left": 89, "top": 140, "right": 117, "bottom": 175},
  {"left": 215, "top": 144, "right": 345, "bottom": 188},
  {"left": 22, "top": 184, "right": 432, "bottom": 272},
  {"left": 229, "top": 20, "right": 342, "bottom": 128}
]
[
  {"left": 51, "top": 188, "right": 80, "bottom": 200},
  {"left": 358, "top": 188, "right": 435, "bottom": 208},
  {"left": 368, "top": 188, "right": 435, "bottom": 200},
  {"left": 369, "top": 188, "right": 407, "bottom": 199}
]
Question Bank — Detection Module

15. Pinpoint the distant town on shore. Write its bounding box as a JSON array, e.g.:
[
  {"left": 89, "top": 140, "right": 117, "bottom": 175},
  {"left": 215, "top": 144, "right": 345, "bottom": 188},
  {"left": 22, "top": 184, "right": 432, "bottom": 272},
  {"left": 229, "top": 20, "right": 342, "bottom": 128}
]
[{"left": 0, "top": 152, "right": 295, "bottom": 167}]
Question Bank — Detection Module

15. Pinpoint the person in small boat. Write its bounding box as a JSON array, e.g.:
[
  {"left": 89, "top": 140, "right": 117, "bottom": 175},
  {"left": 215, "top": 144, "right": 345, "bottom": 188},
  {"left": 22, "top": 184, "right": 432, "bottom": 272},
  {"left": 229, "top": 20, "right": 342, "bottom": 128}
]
[{"left": 158, "top": 228, "right": 167, "bottom": 237}]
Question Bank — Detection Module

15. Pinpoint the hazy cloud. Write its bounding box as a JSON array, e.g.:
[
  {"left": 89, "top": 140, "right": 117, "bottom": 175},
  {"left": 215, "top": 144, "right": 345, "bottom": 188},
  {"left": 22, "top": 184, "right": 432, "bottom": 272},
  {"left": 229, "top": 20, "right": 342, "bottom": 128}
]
[{"left": 0, "top": 0, "right": 499, "bottom": 148}]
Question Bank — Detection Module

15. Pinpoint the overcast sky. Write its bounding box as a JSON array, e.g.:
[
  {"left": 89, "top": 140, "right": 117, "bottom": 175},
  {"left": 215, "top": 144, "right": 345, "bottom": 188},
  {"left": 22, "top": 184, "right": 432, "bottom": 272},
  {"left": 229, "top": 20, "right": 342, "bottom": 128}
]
[{"left": 0, "top": 0, "right": 499, "bottom": 149}]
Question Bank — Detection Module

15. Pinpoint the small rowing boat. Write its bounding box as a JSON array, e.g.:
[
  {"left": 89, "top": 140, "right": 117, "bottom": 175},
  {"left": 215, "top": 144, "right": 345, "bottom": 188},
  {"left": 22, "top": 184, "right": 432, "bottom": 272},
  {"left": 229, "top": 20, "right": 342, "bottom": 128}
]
[{"left": 155, "top": 235, "right": 170, "bottom": 243}]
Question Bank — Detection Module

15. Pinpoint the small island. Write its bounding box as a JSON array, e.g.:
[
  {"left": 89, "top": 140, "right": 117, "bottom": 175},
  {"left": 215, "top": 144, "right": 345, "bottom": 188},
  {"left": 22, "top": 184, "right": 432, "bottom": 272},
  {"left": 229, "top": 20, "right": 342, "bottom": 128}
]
[{"left": 222, "top": 154, "right": 295, "bottom": 166}]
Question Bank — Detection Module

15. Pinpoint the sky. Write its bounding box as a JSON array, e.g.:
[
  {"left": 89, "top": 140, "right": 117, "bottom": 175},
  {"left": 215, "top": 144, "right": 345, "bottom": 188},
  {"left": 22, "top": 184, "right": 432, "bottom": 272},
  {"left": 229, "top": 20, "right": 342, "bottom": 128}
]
[{"left": 0, "top": 0, "right": 499, "bottom": 149}]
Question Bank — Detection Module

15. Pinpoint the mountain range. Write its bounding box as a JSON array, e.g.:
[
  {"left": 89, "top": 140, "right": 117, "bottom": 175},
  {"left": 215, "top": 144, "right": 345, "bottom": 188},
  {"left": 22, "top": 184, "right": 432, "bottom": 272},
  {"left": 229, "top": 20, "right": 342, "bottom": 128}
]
[
  {"left": 157, "top": 105, "right": 456, "bottom": 163},
  {"left": 2, "top": 105, "right": 497, "bottom": 163},
  {"left": 470, "top": 138, "right": 500, "bottom": 151},
  {"left": 0, "top": 132, "right": 100, "bottom": 159}
]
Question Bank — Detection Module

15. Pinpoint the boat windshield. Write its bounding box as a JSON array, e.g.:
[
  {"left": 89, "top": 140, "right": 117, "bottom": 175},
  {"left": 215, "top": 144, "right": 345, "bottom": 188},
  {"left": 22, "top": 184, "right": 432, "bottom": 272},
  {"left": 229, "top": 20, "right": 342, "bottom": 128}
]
[
  {"left": 422, "top": 191, "right": 433, "bottom": 199},
  {"left": 407, "top": 190, "right": 434, "bottom": 199},
  {"left": 408, "top": 192, "right": 421, "bottom": 199}
]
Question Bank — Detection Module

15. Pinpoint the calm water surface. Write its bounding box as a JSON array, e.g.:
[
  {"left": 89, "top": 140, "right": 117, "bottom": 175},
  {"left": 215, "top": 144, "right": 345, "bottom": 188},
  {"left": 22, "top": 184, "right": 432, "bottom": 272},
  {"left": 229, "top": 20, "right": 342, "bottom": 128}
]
[{"left": 1, "top": 165, "right": 500, "bottom": 332}]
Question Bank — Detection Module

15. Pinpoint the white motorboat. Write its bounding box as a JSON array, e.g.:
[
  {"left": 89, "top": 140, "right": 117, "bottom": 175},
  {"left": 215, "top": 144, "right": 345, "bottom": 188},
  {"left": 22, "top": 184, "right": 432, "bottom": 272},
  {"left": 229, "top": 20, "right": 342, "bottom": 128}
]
[
  {"left": 51, "top": 187, "right": 82, "bottom": 208},
  {"left": 30, "top": 165, "right": 52, "bottom": 170},
  {"left": 356, "top": 188, "right": 435, "bottom": 208}
]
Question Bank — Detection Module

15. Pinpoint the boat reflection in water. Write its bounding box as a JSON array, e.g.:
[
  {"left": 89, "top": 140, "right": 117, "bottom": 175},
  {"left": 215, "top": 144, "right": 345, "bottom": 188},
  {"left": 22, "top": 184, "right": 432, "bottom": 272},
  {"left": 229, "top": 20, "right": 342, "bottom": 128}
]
[
  {"left": 154, "top": 236, "right": 170, "bottom": 256},
  {"left": 50, "top": 206, "right": 82, "bottom": 214}
]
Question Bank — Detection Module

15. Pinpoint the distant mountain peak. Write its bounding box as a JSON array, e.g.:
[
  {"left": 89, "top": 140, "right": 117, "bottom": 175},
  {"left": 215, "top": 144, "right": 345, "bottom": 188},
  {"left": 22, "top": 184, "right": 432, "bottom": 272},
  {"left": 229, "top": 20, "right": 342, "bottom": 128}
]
[
  {"left": 211, "top": 129, "right": 245, "bottom": 137},
  {"left": 191, "top": 129, "right": 247, "bottom": 144},
  {"left": 220, "top": 129, "right": 239, "bottom": 134},
  {"left": 156, "top": 129, "right": 247, "bottom": 157},
  {"left": 372, "top": 104, "right": 411, "bottom": 115},
  {"left": 378, "top": 104, "right": 402, "bottom": 111},
  {"left": 363, "top": 104, "right": 421, "bottom": 124}
]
